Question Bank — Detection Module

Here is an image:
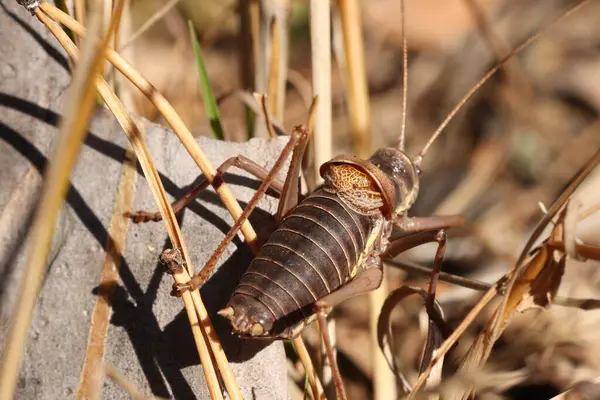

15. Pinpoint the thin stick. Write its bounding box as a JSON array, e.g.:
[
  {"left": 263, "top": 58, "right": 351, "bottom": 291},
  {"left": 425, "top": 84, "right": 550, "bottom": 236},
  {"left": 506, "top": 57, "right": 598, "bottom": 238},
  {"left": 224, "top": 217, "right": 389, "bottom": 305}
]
[
  {"left": 339, "top": 1, "right": 395, "bottom": 398},
  {"left": 270, "top": 0, "right": 290, "bottom": 122},
  {"left": 310, "top": 0, "right": 332, "bottom": 186},
  {"left": 415, "top": 0, "right": 590, "bottom": 166},
  {"left": 37, "top": 13, "right": 232, "bottom": 399},
  {"left": 118, "top": 0, "right": 181, "bottom": 50},
  {"left": 397, "top": 0, "right": 408, "bottom": 152},
  {"left": 40, "top": 3, "right": 262, "bottom": 255},
  {"left": 74, "top": 0, "right": 85, "bottom": 46},
  {"left": 410, "top": 133, "right": 600, "bottom": 395},
  {"left": 238, "top": 0, "right": 255, "bottom": 139},
  {"left": 267, "top": 17, "right": 281, "bottom": 123},
  {"left": 316, "top": 308, "right": 347, "bottom": 400},
  {"left": 338, "top": 0, "right": 371, "bottom": 159},
  {"left": 293, "top": 336, "right": 326, "bottom": 400},
  {"left": 77, "top": 146, "right": 137, "bottom": 398},
  {"left": 104, "top": 364, "right": 168, "bottom": 400},
  {"left": 0, "top": 5, "right": 110, "bottom": 398}
]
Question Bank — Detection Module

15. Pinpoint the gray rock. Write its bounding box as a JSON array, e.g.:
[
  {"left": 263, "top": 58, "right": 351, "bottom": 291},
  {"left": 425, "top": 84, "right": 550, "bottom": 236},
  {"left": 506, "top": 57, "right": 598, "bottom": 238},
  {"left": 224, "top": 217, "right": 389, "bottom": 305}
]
[{"left": 1, "top": 1, "right": 289, "bottom": 399}]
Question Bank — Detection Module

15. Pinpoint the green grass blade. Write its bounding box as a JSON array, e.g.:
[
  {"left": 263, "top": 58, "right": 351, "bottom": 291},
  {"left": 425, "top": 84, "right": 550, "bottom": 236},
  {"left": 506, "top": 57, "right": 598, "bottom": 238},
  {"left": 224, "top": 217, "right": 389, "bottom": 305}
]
[
  {"left": 188, "top": 20, "right": 225, "bottom": 141},
  {"left": 303, "top": 369, "right": 309, "bottom": 400}
]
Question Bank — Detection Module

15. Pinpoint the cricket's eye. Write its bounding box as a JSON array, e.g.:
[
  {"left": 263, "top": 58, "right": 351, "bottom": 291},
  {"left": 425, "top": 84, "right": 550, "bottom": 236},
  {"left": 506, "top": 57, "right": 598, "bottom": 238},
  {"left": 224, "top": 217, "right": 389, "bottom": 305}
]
[{"left": 369, "top": 148, "right": 420, "bottom": 216}]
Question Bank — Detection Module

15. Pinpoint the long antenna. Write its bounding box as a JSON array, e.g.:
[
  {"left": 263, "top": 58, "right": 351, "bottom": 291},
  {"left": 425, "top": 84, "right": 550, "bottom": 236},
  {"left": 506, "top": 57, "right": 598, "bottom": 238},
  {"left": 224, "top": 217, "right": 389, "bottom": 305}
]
[
  {"left": 397, "top": 0, "right": 408, "bottom": 151},
  {"left": 413, "top": 0, "right": 589, "bottom": 168}
]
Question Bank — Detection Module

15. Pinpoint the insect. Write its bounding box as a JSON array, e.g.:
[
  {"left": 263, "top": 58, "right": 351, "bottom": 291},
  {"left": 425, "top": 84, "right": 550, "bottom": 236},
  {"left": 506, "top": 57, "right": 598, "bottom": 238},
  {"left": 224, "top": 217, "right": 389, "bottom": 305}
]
[{"left": 126, "top": 0, "right": 593, "bottom": 396}]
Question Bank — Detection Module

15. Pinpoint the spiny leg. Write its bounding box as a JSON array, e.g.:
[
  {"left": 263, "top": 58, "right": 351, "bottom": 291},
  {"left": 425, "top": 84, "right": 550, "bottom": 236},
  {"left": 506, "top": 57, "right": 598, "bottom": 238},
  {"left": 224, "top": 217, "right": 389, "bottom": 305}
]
[
  {"left": 315, "top": 302, "right": 347, "bottom": 400},
  {"left": 384, "top": 229, "right": 448, "bottom": 320},
  {"left": 125, "top": 155, "right": 285, "bottom": 223},
  {"left": 384, "top": 229, "right": 449, "bottom": 374}
]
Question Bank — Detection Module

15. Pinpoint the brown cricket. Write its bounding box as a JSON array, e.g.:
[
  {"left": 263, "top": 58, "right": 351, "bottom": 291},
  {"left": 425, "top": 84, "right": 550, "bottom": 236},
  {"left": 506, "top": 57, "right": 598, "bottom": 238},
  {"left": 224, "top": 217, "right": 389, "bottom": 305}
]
[
  {"left": 126, "top": 0, "right": 593, "bottom": 341},
  {"left": 126, "top": 0, "right": 593, "bottom": 397}
]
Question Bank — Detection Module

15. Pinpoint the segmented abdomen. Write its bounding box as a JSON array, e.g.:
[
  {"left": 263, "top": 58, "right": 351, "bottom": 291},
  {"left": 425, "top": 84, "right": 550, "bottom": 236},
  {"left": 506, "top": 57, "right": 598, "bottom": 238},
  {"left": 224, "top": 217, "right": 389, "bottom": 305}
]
[{"left": 228, "top": 188, "right": 376, "bottom": 332}]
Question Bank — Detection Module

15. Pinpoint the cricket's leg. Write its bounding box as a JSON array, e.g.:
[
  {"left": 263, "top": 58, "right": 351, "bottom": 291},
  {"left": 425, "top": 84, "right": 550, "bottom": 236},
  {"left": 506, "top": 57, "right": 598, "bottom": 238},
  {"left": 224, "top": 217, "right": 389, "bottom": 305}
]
[
  {"left": 275, "top": 118, "right": 313, "bottom": 223},
  {"left": 315, "top": 302, "right": 347, "bottom": 400},
  {"left": 126, "top": 155, "right": 285, "bottom": 223},
  {"left": 384, "top": 229, "right": 447, "bottom": 306},
  {"left": 395, "top": 215, "right": 465, "bottom": 232},
  {"left": 384, "top": 230, "right": 448, "bottom": 374},
  {"left": 172, "top": 122, "right": 314, "bottom": 295}
]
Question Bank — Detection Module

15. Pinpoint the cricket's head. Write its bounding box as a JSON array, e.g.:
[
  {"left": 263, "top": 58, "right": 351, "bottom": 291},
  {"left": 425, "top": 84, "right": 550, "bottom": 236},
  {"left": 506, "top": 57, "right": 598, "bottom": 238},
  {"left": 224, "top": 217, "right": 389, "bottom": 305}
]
[
  {"left": 368, "top": 148, "right": 420, "bottom": 217},
  {"left": 319, "top": 148, "right": 419, "bottom": 219}
]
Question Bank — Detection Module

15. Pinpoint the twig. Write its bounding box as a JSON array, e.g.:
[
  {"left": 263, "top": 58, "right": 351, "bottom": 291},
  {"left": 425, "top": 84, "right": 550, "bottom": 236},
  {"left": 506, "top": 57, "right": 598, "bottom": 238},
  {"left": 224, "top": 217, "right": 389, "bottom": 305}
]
[
  {"left": 338, "top": 0, "right": 371, "bottom": 158},
  {"left": 293, "top": 336, "right": 326, "bottom": 400},
  {"left": 338, "top": 0, "right": 395, "bottom": 399},
  {"left": 77, "top": 146, "right": 137, "bottom": 398},
  {"left": 104, "top": 364, "right": 169, "bottom": 400},
  {"left": 310, "top": 0, "right": 332, "bottom": 186},
  {"left": 118, "top": 0, "right": 182, "bottom": 50},
  {"left": 267, "top": 17, "right": 281, "bottom": 123}
]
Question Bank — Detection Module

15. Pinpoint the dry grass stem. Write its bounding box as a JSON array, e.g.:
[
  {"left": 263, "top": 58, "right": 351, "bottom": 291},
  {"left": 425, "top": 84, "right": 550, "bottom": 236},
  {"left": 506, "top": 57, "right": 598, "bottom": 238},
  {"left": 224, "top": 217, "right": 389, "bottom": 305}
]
[
  {"left": 293, "top": 336, "right": 326, "bottom": 400},
  {"left": 338, "top": 0, "right": 371, "bottom": 158},
  {"left": 268, "top": 0, "right": 290, "bottom": 121},
  {"left": 267, "top": 17, "right": 281, "bottom": 123},
  {"left": 309, "top": 0, "right": 332, "bottom": 186},
  {"left": 338, "top": 0, "right": 395, "bottom": 398},
  {"left": 36, "top": 12, "right": 240, "bottom": 399},
  {"left": 0, "top": 4, "right": 110, "bottom": 398},
  {"left": 118, "top": 0, "right": 181, "bottom": 51},
  {"left": 104, "top": 364, "right": 170, "bottom": 400},
  {"left": 40, "top": 3, "right": 261, "bottom": 255},
  {"left": 408, "top": 287, "right": 499, "bottom": 398},
  {"left": 76, "top": 146, "right": 137, "bottom": 399},
  {"left": 74, "top": 0, "right": 85, "bottom": 45}
]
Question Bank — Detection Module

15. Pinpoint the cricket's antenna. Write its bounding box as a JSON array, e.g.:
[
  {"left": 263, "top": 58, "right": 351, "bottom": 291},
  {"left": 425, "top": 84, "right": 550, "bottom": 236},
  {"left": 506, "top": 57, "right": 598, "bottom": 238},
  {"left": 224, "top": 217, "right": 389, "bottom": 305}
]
[
  {"left": 413, "top": 0, "right": 589, "bottom": 168},
  {"left": 397, "top": 0, "right": 408, "bottom": 152}
]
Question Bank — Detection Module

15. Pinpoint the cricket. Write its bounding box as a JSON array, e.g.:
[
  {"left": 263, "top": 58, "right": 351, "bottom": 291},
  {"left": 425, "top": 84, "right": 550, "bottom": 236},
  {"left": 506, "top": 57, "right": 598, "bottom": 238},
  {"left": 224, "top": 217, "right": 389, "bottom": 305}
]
[
  {"left": 124, "top": 0, "right": 600, "bottom": 398},
  {"left": 5, "top": 0, "right": 600, "bottom": 399}
]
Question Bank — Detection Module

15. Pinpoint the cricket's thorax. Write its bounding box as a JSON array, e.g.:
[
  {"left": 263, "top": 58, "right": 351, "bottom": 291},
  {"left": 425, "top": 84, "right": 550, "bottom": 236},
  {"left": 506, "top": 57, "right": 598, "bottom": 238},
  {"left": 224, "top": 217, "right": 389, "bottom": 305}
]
[{"left": 322, "top": 163, "right": 385, "bottom": 214}]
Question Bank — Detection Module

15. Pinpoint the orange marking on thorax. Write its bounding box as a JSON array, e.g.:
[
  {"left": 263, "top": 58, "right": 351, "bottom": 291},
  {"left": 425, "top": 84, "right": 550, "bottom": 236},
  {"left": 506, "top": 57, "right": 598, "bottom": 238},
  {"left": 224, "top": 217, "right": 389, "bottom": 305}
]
[{"left": 327, "top": 164, "right": 383, "bottom": 202}]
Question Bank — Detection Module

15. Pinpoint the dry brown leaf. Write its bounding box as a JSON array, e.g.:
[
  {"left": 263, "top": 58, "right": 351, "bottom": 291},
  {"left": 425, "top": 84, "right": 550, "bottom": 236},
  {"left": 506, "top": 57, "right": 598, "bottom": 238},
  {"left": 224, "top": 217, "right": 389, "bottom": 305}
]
[{"left": 516, "top": 250, "right": 565, "bottom": 313}]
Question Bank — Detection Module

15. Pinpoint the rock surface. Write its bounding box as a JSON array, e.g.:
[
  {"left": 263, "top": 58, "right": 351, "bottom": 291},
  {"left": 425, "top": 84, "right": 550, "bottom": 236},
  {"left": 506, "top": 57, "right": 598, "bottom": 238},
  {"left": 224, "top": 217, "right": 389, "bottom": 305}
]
[{"left": 0, "top": 1, "right": 289, "bottom": 398}]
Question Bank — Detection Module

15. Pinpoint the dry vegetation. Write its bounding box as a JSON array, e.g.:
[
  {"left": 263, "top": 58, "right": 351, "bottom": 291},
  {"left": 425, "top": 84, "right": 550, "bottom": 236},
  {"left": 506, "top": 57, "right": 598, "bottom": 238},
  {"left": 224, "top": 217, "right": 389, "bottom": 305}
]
[{"left": 2, "top": 0, "right": 600, "bottom": 399}]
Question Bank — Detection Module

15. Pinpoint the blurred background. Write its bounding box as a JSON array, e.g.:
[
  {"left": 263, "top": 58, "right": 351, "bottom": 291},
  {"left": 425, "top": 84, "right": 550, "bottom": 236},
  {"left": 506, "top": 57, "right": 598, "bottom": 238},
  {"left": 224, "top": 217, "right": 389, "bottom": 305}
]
[{"left": 109, "top": 0, "right": 600, "bottom": 398}]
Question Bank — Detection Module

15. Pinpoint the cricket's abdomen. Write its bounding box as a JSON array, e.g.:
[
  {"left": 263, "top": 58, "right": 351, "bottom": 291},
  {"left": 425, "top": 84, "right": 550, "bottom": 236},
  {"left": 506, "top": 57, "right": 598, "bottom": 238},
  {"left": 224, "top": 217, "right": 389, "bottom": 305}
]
[{"left": 225, "top": 188, "right": 377, "bottom": 336}]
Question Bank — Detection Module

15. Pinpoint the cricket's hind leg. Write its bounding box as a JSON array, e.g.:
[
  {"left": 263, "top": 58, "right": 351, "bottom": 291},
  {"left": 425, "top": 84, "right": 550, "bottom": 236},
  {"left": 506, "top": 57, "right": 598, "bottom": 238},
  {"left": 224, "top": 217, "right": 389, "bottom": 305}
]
[{"left": 125, "top": 155, "right": 285, "bottom": 223}]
